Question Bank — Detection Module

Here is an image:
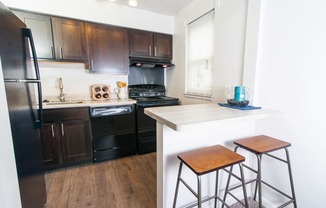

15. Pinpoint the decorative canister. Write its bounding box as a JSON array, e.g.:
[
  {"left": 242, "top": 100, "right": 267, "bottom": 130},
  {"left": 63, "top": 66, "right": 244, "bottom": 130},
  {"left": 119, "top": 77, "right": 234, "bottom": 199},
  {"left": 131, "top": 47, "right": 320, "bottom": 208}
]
[{"left": 234, "top": 86, "right": 246, "bottom": 101}]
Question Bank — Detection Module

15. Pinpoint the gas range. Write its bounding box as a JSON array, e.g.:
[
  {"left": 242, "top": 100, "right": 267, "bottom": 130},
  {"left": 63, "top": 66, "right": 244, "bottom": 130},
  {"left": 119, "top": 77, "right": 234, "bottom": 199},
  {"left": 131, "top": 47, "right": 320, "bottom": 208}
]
[{"left": 128, "top": 84, "right": 180, "bottom": 155}]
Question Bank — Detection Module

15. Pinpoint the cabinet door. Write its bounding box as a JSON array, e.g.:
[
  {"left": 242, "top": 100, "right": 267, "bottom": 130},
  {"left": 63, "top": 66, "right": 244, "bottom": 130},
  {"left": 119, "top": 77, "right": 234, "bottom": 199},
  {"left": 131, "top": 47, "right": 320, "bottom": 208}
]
[
  {"left": 51, "top": 17, "right": 87, "bottom": 61},
  {"left": 13, "top": 10, "right": 54, "bottom": 59},
  {"left": 153, "top": 33, "right": 173, "bottom": 59},
  {"left": 60, "top": 120, "right": 92, "bottom": 163},
  {"left": 129, "top": 29, "right": 153, "bottom": 57},
  {"left": 87, "top": 23, "right": 129, "bottom": 74},
  {"left": 40, "top": 123, "right": 61, "bottom": 166}
]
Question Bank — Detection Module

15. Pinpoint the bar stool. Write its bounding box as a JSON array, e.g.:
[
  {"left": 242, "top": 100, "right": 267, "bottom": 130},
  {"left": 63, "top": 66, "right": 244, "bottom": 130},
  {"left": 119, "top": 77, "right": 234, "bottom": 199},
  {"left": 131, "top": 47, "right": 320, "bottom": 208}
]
[
  {"left": 172, "top": 145, "right": 249, "bottom": 208},
  {"left": 232, "top": 135, "right": 297, "bottom": 208}
]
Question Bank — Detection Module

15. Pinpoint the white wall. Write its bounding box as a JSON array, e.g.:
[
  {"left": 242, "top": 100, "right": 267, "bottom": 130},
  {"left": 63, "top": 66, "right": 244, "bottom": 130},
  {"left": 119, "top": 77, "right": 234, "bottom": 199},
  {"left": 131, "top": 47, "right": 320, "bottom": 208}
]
[
  {"left": 254, "top": 0, "right": 326, "bottom": 207},
  {"left": 38, "top": 62, "right": 128, "bottom": 100},
  {"left": 168, "top": 0, "right": 248, "bottom": 104}
]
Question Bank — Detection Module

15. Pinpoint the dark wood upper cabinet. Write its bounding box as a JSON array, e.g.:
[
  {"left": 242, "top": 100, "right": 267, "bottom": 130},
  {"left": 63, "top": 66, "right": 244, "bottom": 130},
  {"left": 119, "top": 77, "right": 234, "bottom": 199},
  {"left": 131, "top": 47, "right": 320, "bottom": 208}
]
[
  {"left": 129, "top": 30, "right": 153, "bottom": 57},
  {"left": 86, "top": 23, "right": 129, "bottom": 74},
  {"left": 153, "top": 33, "right": 173, "bottom": 59},
  {"left": 51, "top": 17, "right": 87, "bottom": 61},
  {"left": 130, "top": 29, "right": 172, "bottom": 60},
  {"left": 14, "top": 10, "right": 174, "bottom": 70},
  {"left": 13, "top": 10, "right": 87, "bottom": 62},
  {"left": 13, "top": 10, "right": 55, "bottom": 59}
]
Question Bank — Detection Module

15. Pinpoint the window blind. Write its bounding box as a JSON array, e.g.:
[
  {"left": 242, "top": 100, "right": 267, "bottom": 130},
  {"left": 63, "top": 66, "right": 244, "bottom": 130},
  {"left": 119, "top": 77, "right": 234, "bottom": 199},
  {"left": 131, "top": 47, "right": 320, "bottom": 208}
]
[{"left": 185, "top": 10, "right": 214, "bottom": 100}]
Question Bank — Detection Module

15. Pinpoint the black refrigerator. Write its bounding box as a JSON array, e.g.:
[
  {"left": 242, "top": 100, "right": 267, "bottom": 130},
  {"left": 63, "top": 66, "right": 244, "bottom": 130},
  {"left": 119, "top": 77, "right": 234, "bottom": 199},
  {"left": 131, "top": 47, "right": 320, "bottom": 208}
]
[{"left": 0, "top": 2, "right": 46, "bottom": 208}]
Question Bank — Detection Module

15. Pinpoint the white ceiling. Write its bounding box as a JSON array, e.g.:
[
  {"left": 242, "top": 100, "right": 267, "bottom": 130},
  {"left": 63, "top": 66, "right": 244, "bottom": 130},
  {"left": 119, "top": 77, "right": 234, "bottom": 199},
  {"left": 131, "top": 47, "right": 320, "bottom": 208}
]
[{"left": 111, "top": 0, "right": 194, "bottom": 16}]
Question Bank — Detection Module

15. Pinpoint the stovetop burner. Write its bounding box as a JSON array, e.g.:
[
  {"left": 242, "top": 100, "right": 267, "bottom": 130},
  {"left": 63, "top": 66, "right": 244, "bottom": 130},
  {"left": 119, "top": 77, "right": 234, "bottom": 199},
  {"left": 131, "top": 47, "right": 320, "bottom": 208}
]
[
  {"left": 128, "top": 84, "right": 179, "bottom": 106},
  {"left": 129, "top": 84, "right": 166, "bottom": 98}
]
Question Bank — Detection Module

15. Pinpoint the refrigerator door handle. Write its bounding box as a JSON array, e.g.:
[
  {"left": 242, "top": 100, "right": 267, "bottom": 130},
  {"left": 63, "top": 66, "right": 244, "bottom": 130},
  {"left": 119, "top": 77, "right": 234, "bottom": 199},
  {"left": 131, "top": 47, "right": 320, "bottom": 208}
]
[{"left": 22, "top": 28, "right": 43, "bottom": 127}]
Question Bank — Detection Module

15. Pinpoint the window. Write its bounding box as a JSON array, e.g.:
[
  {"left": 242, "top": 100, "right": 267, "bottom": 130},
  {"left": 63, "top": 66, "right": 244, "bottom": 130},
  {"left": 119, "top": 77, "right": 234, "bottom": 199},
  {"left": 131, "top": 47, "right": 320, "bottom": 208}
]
[{"left": 185, "top": 10, "right": 214, "bottom": 100}]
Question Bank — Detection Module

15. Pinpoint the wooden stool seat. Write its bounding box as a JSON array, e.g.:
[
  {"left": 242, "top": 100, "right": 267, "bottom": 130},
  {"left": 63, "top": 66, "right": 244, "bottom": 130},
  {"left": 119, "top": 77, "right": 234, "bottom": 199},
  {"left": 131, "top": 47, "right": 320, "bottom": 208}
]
[
  {"left": 234, "top": 135, "right": 291, "bottom": 154},
  {"left": 178, "top": 145, "right": 245, "bottom": 175},
  {"left": 173, "top": 145, "right": 249, "bottom": 208}
]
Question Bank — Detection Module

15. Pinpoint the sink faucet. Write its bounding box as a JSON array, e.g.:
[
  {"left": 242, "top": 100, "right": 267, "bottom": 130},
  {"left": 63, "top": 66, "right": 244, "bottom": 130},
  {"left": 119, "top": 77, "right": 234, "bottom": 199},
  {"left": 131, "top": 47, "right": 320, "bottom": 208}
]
[{"left": 59, "top": 77, "right": 66, "bottom": 102}]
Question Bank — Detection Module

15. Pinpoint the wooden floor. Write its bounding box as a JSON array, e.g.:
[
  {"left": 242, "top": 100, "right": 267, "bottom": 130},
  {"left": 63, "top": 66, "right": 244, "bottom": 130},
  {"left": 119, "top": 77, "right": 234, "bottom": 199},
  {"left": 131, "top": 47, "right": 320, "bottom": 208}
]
[{"left": 44, "top": 153, "right": 156, "bottom": 208}]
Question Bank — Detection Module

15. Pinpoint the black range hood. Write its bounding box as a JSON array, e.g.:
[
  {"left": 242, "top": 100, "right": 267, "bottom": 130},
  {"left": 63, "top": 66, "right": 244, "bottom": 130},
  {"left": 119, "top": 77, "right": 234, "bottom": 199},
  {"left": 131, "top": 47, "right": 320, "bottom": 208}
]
[{"left": 129, "top": 57, "right": 175, "bottom": 69}]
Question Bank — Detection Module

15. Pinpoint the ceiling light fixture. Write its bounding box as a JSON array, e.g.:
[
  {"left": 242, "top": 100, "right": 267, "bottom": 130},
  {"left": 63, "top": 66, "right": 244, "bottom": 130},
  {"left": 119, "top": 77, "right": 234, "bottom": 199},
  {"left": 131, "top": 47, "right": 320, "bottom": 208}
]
[{"left": 128, "top": 0, "right": 138, "bottom": 7}]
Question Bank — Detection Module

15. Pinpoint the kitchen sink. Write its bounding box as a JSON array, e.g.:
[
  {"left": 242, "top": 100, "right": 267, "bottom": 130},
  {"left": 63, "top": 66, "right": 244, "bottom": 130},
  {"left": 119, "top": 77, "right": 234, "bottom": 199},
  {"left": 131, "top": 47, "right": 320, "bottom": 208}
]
[{"left": 43, "top": 100, "right": 85, "bottom": 105}]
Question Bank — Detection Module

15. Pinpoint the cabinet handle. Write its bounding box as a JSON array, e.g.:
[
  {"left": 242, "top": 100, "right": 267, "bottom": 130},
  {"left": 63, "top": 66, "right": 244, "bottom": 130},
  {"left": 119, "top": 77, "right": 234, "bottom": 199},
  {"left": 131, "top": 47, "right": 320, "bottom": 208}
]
[
  {"left": 154, "top": 46, "right": 157, "bottom": 56},
  {"left": 51, "top": 124, "right": 55, "bottom": 138},
  {"left": 149, "top": 46, "right": 151, "bottom": 56},
  {"left": 59, "top": 47, "right": 63, "bottom": 59},
  {"left": 51, "top": 46, "right": 55, "bottom": 59},
  {"left": 61, "top": 123, "right": 64, "bottom": 136}
]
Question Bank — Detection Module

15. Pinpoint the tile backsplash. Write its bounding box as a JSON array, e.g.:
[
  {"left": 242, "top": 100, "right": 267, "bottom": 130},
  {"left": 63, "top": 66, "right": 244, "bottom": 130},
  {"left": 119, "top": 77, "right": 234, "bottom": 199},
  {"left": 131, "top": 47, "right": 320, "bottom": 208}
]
[{"left": 39, "top": 61, "right": 128, "bottom": 101}]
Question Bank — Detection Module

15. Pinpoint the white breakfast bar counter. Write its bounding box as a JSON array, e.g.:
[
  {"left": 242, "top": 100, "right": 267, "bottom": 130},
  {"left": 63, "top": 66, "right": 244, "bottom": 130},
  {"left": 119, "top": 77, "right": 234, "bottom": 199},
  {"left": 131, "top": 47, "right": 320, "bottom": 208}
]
[{"left": 145, "top": 103, "right": 280, "bottom": 208}]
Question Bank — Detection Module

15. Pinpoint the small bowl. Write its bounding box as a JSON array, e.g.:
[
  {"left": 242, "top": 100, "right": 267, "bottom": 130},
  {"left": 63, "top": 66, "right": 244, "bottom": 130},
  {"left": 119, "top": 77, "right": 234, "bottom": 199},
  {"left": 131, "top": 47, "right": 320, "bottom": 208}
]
[{"left": 227, "top": 99, "right": 249, "bottom": 107}]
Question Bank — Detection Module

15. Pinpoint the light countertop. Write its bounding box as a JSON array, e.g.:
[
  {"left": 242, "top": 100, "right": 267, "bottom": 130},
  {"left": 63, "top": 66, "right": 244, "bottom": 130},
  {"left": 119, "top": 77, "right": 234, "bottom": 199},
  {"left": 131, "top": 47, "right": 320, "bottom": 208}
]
[
  {"left": 42, "top": 98, "right": 136, "bottom": 109},
  {"left": 145, "top": 103, "right": 280, "bottom": 131}
]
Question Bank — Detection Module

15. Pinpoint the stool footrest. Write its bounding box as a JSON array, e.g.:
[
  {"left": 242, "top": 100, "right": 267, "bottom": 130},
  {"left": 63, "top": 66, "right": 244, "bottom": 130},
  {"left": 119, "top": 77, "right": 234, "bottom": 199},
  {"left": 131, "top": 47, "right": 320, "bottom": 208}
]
[
  {"left": 242, "top": 163, "right": 258, "bottom": 174},
  {"left": 265, "top": 152, "right": 288, "bottom": 164},
  {"left": 227, "top": 178, "right": 257, "bottom": 192},
  {"left": 223, "top": 168, "right": 243, "bottom": 182},
  {"left": 185, "top": 196, "right": 233, "bottom": 208},
  {"left": 179, "top": 177, "right": 198, "bottom": 198},
  {"left": 227, "top": 192, "right": 247, "bottom": 207},
  {"left": 261, "top": 180, "right": 293, "bottom": 201},
  {"left": 184, "top": 195, "right": 219, "bottom": 208},
  {"left": 276, "top": 199, "right": 295, "bottom": 208}
]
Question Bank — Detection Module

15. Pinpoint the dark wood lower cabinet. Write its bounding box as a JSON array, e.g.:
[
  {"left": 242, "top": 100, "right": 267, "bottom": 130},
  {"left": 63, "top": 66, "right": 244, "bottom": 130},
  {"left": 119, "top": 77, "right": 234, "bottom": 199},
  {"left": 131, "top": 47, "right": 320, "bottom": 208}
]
[
  {"left": 40, "top": 108, "right": 93, "bottom": 170},
  {"left": 61, "top": 120, "right": 92, "bottom": 162},
  {"left": 40, "top": 123, "right": 61, "bottom": 166}
]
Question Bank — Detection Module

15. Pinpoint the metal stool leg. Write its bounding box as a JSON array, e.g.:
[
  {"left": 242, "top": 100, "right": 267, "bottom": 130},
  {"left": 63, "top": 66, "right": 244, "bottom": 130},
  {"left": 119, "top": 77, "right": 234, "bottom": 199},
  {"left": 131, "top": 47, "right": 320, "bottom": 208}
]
[
  {"left": 239, "top": 163, "right": 249, "bottom": 208},
  {"left": 221, "top": 165, "right": 234, "bottom": 208},
  {"left": 214, "top": 170, "right": 219, "bottom": 208},
  {"left": 197, "top": 175, "right": 202, "bottom": 208},
  {"left": 173, "top": 162, "right": 183, "bottom": 208},
  {"left": 285, "top": 148, "right": 297, "bottom": 208},
  {"left": 256, "top": 154, "right": 263, "bottom": 208},
  {"left": 234, "top": 146, "right": 262, "bottom": 208}
]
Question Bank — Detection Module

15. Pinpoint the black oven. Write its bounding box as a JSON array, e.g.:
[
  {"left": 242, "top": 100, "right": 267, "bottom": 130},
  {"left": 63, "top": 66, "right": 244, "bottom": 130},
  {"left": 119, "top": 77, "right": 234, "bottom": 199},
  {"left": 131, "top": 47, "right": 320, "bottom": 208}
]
[{"left": 129, "top": 85, "right": 180, "bottom": 154}]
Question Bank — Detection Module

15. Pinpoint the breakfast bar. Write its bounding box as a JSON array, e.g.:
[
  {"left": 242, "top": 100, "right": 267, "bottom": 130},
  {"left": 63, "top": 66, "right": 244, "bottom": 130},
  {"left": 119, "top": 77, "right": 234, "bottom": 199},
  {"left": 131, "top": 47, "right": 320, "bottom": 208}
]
[{"left": 145, "top": 103, "right": 280, "bottom": 208}]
